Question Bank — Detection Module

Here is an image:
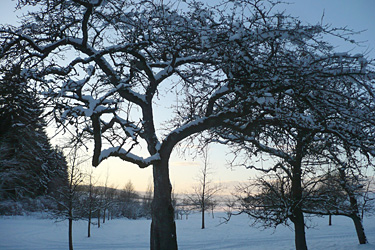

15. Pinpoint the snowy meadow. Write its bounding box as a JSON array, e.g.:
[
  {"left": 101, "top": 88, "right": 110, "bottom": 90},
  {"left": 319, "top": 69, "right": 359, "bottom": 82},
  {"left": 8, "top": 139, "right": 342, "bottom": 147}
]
[
  {"left": 1, "top": 212, "right": 375, "bottom": 250},
  {"left": 1, "top": 0, "right": 375, "bottom": 250}
]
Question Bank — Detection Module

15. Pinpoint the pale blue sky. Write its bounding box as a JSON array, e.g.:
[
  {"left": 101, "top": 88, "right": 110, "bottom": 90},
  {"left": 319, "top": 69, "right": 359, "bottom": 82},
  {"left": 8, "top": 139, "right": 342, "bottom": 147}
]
[{"left": 1, "top": 0, "right": 374, "bottom": 193}]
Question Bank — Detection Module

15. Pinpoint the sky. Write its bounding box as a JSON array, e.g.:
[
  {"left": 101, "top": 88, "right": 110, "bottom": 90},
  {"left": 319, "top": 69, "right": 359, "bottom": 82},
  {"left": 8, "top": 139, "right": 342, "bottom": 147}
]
[{"left": 1, "top": 0, "right": 374, "bottom": 194}]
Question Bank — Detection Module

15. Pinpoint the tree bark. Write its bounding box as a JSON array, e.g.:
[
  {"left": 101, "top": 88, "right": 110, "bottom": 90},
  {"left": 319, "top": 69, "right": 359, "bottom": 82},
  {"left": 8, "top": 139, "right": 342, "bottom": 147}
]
[
  {"left": 103, "top": 208, "right": 106, "bottom": 224},
  {"left": 349, "top": 194, "right": 367, "bottom": 244},
  {"left": 150, "top": 159, "right": 178, "bottom": 250},
  {"left": 338, "top": 168, "right": 368, "bottom": 244},
  {"left": 88, "top": 209, "right": 91, "bottom": 238},
  {"left": 88, "top": 178, "right": 92, "bottom": 238},
  {"left": 201, "top": 206, "right": 205, "bottom": 229},
  {"left": 68, "top": 217, "right": 73, "bottom": 250},
  {"left": 293, "top": 207, "right": 308, "bottom": 250},
  {"left": 351, "top": 214, "right": 367, "bottom": 244},
  {"left": 98, "top": 209, "right": 101, "bottom": 228},
  {"left": 291, "top": 134, "right": 308, "bottom": 250},
  {"left": 328, "top": 214, "right": 332, "bottom": 226},
  {"left": 201, "top": 178, "right": 206, "bottom": 229}
]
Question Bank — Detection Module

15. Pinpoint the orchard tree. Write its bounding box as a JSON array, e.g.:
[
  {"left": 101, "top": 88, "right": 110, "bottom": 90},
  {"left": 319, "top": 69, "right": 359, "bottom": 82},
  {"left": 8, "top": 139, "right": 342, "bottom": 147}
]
[
  {"left": 216, "top": 63, "right": 375, "bottom": 250},
  {"left": 307, "top": 153, "right": 373, "bottom": 244},
  {"left": 0, "top": 1, "right": 251, "bottom": 248},
  {"left": 236, "top": 161, "right": 373, "bottom": 246},
  {"left": 234, "top": 171, "right": 295, "bottom": 228},
  {"left": 204, "top": 2, "right": 375, "bottom": 250}
]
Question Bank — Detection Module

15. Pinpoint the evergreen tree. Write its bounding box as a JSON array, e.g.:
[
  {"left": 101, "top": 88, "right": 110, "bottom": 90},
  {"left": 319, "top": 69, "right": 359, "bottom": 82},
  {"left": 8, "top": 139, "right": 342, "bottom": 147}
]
[{"left": 0, "top": 66, "right": 68, "bottom": 201}]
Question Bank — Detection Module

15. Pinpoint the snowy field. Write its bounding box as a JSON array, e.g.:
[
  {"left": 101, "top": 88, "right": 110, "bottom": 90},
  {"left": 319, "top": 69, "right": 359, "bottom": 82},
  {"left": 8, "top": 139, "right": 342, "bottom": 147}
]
[{"left": 1, "top": 212, "right": 375, "bottom": 250}]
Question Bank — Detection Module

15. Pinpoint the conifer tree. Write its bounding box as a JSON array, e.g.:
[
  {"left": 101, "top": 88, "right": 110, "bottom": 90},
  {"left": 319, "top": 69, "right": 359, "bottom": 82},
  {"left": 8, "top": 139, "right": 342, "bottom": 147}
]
[{"left": 0, "top": 66, "right": 68, "bottom": 201}]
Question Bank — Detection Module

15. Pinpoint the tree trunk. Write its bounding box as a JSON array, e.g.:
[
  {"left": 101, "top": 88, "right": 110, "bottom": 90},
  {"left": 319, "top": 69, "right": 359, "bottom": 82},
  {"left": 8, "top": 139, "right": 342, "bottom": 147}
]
[
  {"left": 88, "top": 209, "right": 91, "bottom": 238},
  {"left": 98, "top": 209, "right": 101, "bottom": 228},
  {"left": 201, "top": 153, "right": 207, "bottom": 230},
  {"left": 150, "top": 160, "right": 178, "bottom": 250},
  {"left": 338, "top": 168, "right": 367, "bottom": 244},
  {"left": 88, "top": 179, "right": 92, "bottom": 238},
  {"left": 291, "top": 174, "right": 308, "bottom": 250},
  {"left": 291, "top": 133, "right": 308, "bottom": 250},
  {"left": 68, "top": 197, "right": 74, "bottom": 250},
  {"left": 103, "top": 208, "right": 106, "bottom": 224},
  {"left": 68, "top": 217, "right": 73, "bottom": 250},
  {"left": 201, "top": 207, "right": 205, "bottom": 229},
  {"left": 201, "top": 187, "right": 205, "bottom": 229},
  {"left": 293, "top": 207, "right": 308, "bottom": 250},
  {"left": 329, "top": 214, "right": 332, "bottom": 226},
  {"left": 351, "top": 214, "right": 367, "bottom": 244}
]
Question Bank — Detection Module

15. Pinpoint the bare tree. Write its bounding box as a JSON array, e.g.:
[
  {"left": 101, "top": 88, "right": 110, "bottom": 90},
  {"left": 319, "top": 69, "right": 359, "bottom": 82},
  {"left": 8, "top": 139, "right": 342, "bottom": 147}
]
[
  {"left": 86, "top": 170, "right": 95, "bottom": 237},
  {"left": 234, "top": 172, "right": 294, "bottom": 228},
  {"left": 361, "top": 177, "right": 375, "bottom": 219},
  {"left": 0, "top": 1, "right": 248, "bottom": 248},
  {"left": 177, "top": 199, "right": 192, "bottom": 220},
  {"left": 102, "top": 172, "right": 110, "bottom": 224},
  {"left": 226, "top": 128, "right": 375, "bottom": 250},
  {"left": 307, "top": 163, "right": 371, "bottom": 244},
  {"left": 237, "top": 162, "right": 373, "bottom": 246},
  {"left": 105, "top": 185, "right": 118, "bottom": 221},
  {"left": 209, "top": 4, "right": 375, "bottom": 247},
  {"left": 186, "top": 146, "right": 221, "bottom": 229},
  {"left": 141, "top": 181, "right": 153, "bottom": 219},
  {"left": 51, "top": 144, "right": 85, "bottom": 250},
  {"left": 118, "top": 180, "right": 140, "bottom": 219}
]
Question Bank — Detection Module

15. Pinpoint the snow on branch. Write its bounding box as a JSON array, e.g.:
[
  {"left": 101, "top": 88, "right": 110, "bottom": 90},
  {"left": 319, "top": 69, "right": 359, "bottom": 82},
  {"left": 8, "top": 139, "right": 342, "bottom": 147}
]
[{"left": 97, "top": 146, "right": 160, "bottom": 168}]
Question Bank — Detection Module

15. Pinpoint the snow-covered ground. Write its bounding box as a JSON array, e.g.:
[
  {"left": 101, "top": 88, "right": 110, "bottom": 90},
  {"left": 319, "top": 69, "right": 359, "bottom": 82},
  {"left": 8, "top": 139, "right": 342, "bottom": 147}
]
[{"left": 1, "top": 212, "right": 375, "bottom": 250}]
